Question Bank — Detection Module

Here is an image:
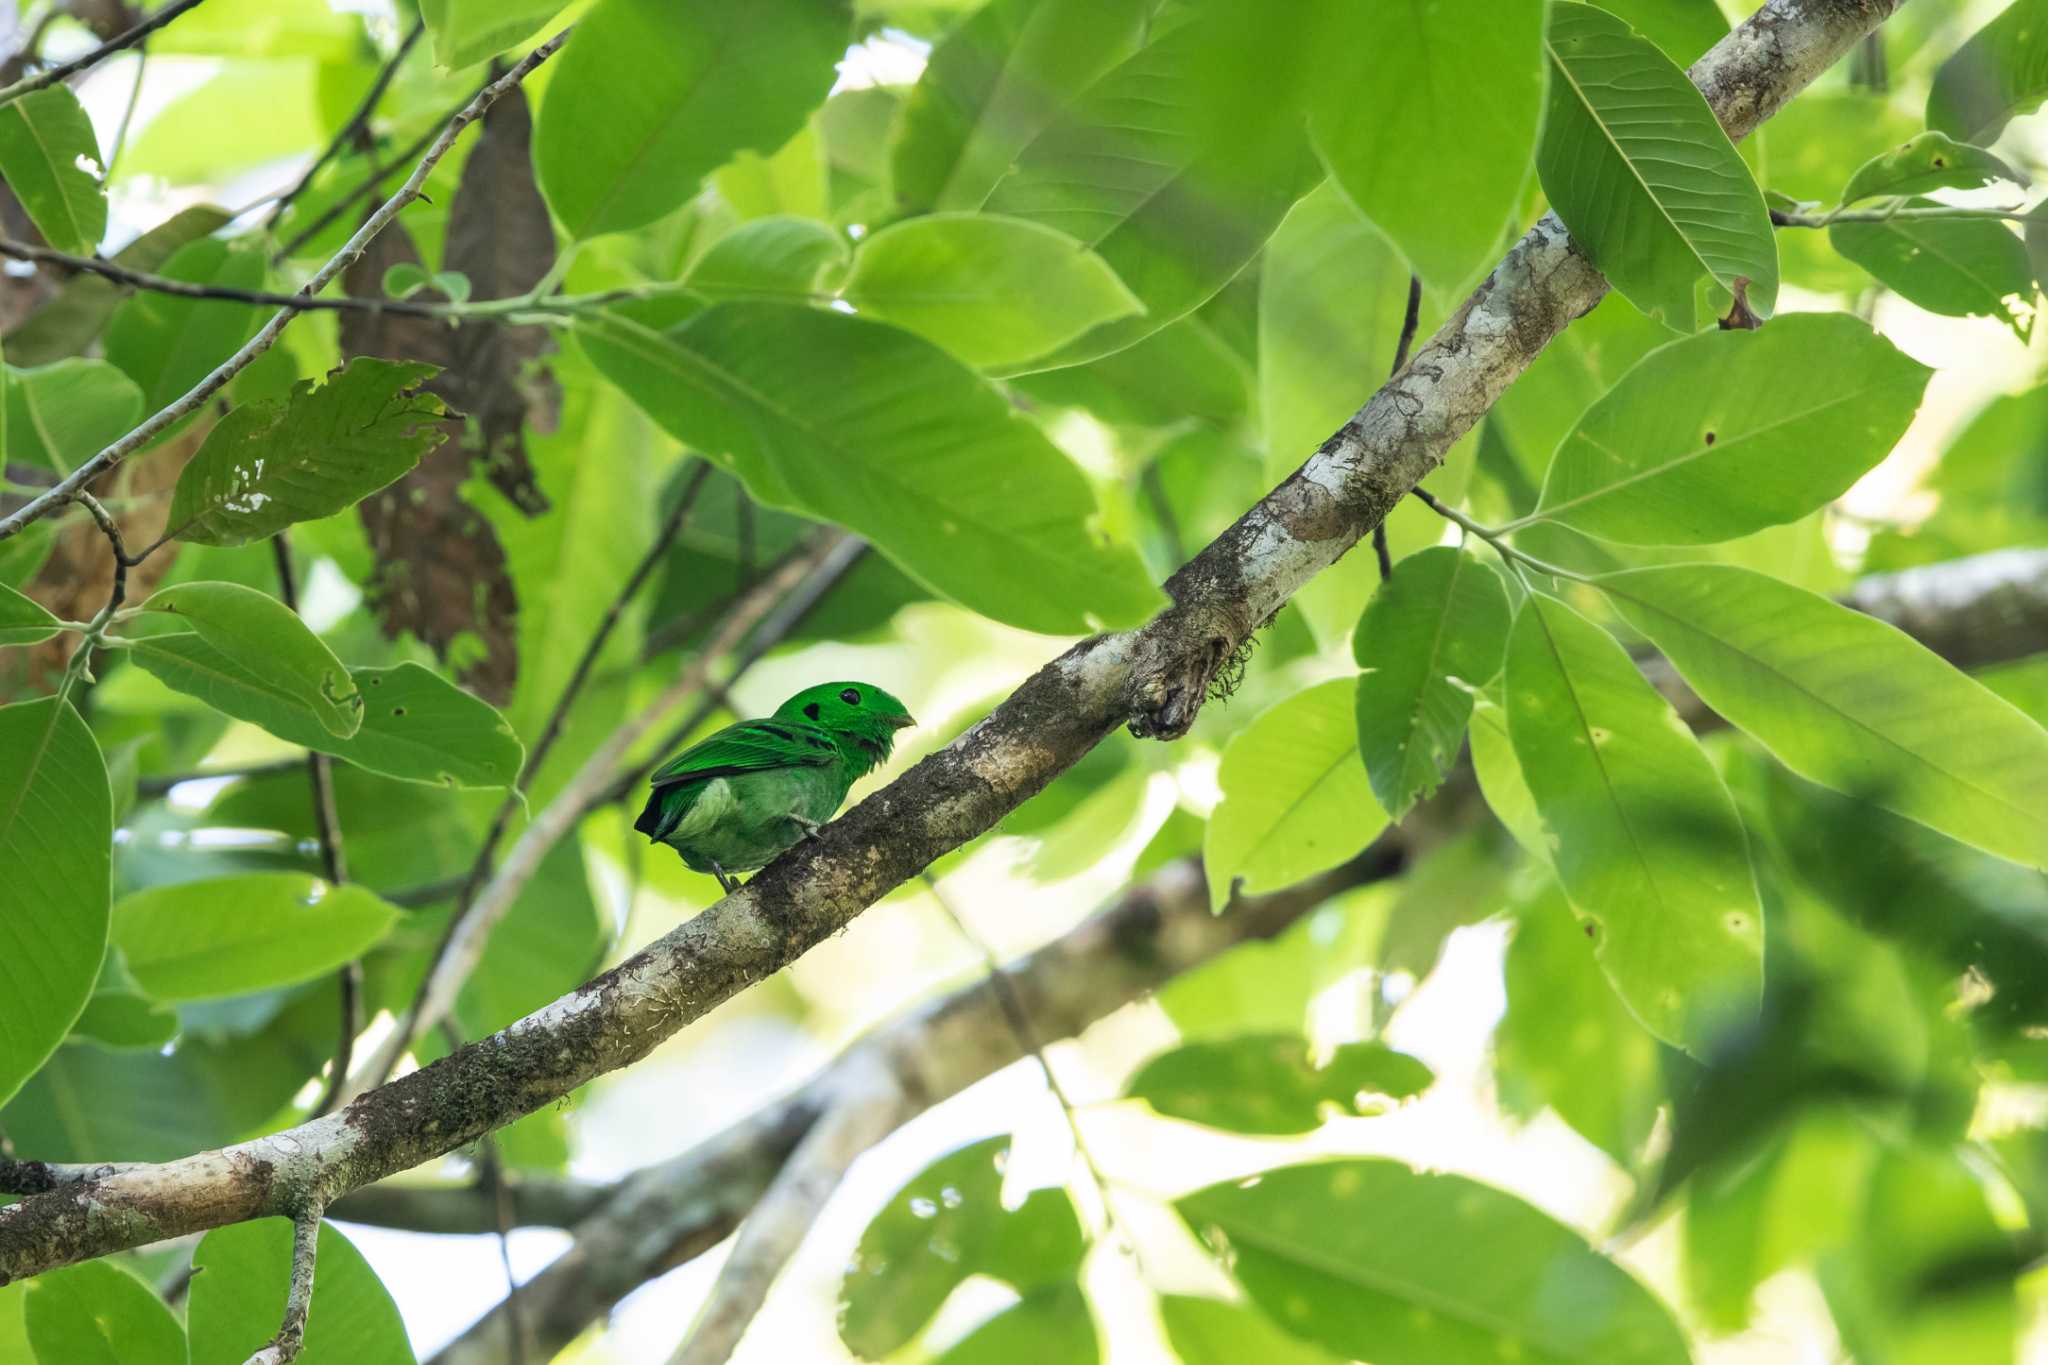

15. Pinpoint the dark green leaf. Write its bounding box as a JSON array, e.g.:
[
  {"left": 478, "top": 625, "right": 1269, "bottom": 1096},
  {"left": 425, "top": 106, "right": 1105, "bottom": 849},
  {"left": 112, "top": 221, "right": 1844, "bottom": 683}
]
[
  {"left": 1310, "top": 0, "right": 1544, "bottom": 288},
  {"left": 1841, "top": 131, "right": 2023, "bottom": 204},
  {"left": 839, "top": 1135, "right": 1085, "bottom": 1360},
  {"left": 890, "top": 0, "right": 1147, "bottom": 215},
  {"left": 1180, "top": 1161, "right": 1691, "bottom": 1364},
  {"left": 0, "top": 698, "right": 111, "bottom": 1108},
  {"left": 1830, "top": 202, "right": 2033, "bottom": 337},
  {"left": 23, "top": 1259, "right": 185, "bottom": 1365},
  {"left": 533, "top": 0, "right": 850, "bottom": 240},
  {"left": 575, "top": 304, "right": 1164, "bottom": 634},
  {"left": 1530, "top": 313, "right": 1930, "bottom": 544},
  {"left": 1504, "top": 592, "right": 1762, "bottom": 1052},
  {"left": 112, "top": 873, "right": 398, "bottom": 1001},
  {"left": 104, "top": 236, "right": 267, "bottom": 411},
  {"left": 0, "top": 87, "right": 105, "bottom": 254},
  {"left": 0, "top": 580, "right": 59, "bottom": 645},
  {"left": 189, "top": 1219, "right": 416, "bottom": 1365},
  {"left": 136, "top": 581, "right": 361, "bottom": 738},
  {"left": 5, "top": 359, "right": 143, "bottom": 474},
  {"left": 167, "top": 357, "right": 450, "bottom": 545},
  {"left": 1540, "top": 2, "right": 1776, "bottom": 327},
  {"left": 1353, "top": 547, "right": 1511, "bottom": 819},
  {"left": 1126, "top": 1035, "right": 1432, "bottom": 1135},
  {"left": 1928, "top": 0, "right": 2048, "bottom": 145}
]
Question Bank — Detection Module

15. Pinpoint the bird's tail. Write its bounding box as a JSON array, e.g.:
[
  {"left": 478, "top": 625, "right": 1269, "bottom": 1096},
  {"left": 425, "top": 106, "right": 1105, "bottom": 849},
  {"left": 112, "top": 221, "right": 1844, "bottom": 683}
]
[{"left": 634, "top": 786, "right": 679, "bottom": 842}]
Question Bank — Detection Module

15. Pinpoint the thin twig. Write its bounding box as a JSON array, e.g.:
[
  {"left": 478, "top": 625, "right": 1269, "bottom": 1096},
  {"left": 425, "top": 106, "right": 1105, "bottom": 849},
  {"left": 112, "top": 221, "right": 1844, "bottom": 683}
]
[
  {"left": 271, "top": 100, "right": 455, "bottom": 260},
  {"left": 272, "top": 533, "right": 360, "bottom": 1118},
  {"left": 452, "top": 461, "right": 714, "bottom": 919},
  {"left": 0, "top": 0, "right": 210, "bottom": 108},
  {"left": 1773, "top": 204, "right": 2031, "bottom": 228},
  {"left": 264, "top": 17, "right": 425, "bottom": 229},
  {"left": 354, "top": 533, "right": 861, "bottom": 1098},
  {"left": 1373, "top": 273, "right": 1425, "bottom": 583},
  {"left": 69, "top": 489, "right": 133, "bottom": 619},
  {"left": 0, "top": 26, "right": 573, "bottom": 546},
  {"left": 243, "top": 1205, "right": 323, "bottom": 1365},
  {"left": 0, "top": 236, "right": 453, "bottom": 317},
  {"left": 137, "top": 756, "right": 303, "bottom": 798},
  {"left": 475, "top": 1136, "right": 531, "bottom": 1365},
  {"left": 103, "top": 43, "right": 148, "bottom": 178}
]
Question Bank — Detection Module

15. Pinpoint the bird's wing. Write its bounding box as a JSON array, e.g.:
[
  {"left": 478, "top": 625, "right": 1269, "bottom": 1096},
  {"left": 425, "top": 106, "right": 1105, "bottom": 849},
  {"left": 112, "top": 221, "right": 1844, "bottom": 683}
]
[{"left": 648, "top": 718, "right": 838, "bottom": 789}]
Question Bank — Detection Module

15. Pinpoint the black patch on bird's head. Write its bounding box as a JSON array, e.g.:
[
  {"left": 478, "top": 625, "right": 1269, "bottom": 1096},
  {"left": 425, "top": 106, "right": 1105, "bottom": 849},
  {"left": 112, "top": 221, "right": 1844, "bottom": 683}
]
[{"left": 804, "top": 703, "right": 820, "bottom": 721}]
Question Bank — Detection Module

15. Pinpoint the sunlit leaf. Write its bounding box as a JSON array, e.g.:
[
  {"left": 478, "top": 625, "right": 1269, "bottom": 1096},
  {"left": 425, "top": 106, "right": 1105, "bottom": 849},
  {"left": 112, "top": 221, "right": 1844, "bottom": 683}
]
[
  {"left": 0, "top": 87, "right": 105, "bottom": 255},
  {"left": 932, "top": 1284, "right": 1097, "bottom": 1365},
  {"left": 113, "top": 873, "right": 398, "bottom": 1001},
  {"left": 1841, "top": 131, "right": 2023, "bottom": 204},
  {"left": 418, "top": 0, "right": 565, "bottom": 70},
  {"left": 1928, "top": 0, "right": 2048, "bottom": 145},
  {"left": 135, "top": 581, "right": 361, "bottom": 739},
  {"left": 23, "top": 1259, "right": 184, "bottom": 1365},
  {"left": 189, "top": 1219, "right": 416, "bottom": 1365},
  {"left": 1127, "top": 1035, "right": 1432, "bottom": 1135},
  {"left": 0, "top": 580, "right": 59, "bottom": 646},
  {"left": 4, "top": 359, "right": 143, "bottom": 474},
  {"left": 1159, "top": 1295, "right": 1345, "bottom": 1365},
  {"left": 1830, "top": 204, "right": 2033, "bottom": 337}
]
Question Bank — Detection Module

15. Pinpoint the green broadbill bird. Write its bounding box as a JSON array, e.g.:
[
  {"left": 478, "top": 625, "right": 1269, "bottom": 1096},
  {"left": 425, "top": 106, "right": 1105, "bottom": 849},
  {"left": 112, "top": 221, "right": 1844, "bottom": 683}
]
[{"left": 635, "top": 681, "right": 915, "bottom": 892}]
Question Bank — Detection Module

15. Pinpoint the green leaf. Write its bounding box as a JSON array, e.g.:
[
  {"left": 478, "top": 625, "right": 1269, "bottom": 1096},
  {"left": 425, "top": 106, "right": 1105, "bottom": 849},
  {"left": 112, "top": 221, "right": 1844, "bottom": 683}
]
[
  {"left": 1352, "top": 547, "right": 1511, "bottom": 819},
  {"left": 1158, "top": 1294, "right": 1346, "bottom": 1365},
  {"left": 3, "top": 205, "right": 230, "bottom": 368},
  {"left": 456, "top": 840, "right": 603, "bottom": 1035},
  {"left": 68, "top": 988, "right": 178, "bottom": 1051},
  {"left": 1928, "top": 0, "right": 2048, "bottom": 145},
  {"left": 1309, "top": 0, "right": 1544, "bottom": 289},
  {"left": 418, "top": 0, "right": 565, "bottom": 71},
  {"left": 189, "top": 1219, "right": 416, "bottom": 1365},
  {"left": 0, "top": 87, "right": 105, "bottom": 255},
  {"left": 1205, "top": 679, "right": 1389, "bottom": 912},
  {"left": 575, "top": 304, "right": 1164, "bottom": 634},
  {"left": 932, "top": 1284, "right": 1098, "bottom": 1365},
  {"left": 1496, "top": 882, "right": 1663, "bottom": 1165},
  {"left": 1539, "top": 1, "right": 1777, "bottom": 327},
  {"left": 984, "top": 11, "right": 1318, "bottom": 367},
  {"left": 113, "top": 873, "right": 398, "bottom": 1001},
  {"left": 104, "top": 236, "right": 267, "bottom": 412},
  {"left": 840, "top": 1136, "right": 1085, "bottom": 1360},
  {"left": 685, "top": 214, "right": 848, "bottom": 299},
  {"left": 1469, "top": 690, "right": 1551, "bottom": 864},
  {"left": 1830, "top": 203, "right": 2033, "bottom": 337},
  {"left": 1179, "top": 1160, "right": 1691, "bottom": 1364},
  {"left": 891, "top": 0, "right": 1147, "bottom": 215},
  {"left": 1841, "top": 131, "right": 2024, "bottom": 204},
  {"left": 1529, "top": 313, "right": 1930, "bottom": 544},
  {"left": 166, "top": 357, "right": 450, "bottom": 546},
  {"left": 23, "top": 1259, "right": 185, "bottom": 1365},
  {"left": 5, "top": 359, "right": 144, "bottom": 474},
  {"left": 532, "top": 0, "right": 850, "bottom": 240},
  {"left": 1126, "top": 1035, "right": 1432, "bottom": 1135},
  {"left": 1598, "top": 563, "right": 2048, "bottom": 871},
  {"left": 1593, "top": 0, "right": 1729, "bottom": 66},
  {"left": 329, "top": 663, "right": 524, "bottom": 788},
  {"left": 1504, "top": 591, "right": 1762, "bottom": 1052},
  {"left": 842, "top": 213, "right": 1142, "bottom": 371},
  {"left": 136, "top": 581, "right": 361, "bottom": 738},
  {"left": 0, "top": 579, "right": 59, "bottom": 645},
  {"left": 0, "top": 698, "right": 110, "bottom": 1109}
]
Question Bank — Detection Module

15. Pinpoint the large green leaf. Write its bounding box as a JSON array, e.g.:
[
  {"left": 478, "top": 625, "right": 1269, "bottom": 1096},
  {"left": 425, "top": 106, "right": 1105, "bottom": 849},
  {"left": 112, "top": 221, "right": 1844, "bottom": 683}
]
[
  {"left": 3, "top": 205, "right": 229, "bottom": 367},
  {"left": 136, "top": 581, "right": 360, "bottom": 738},
  {"left": 1840, "top": 131, "right": 2023, "bottom": 205},
  {"left": 1830, "top": 204, "right": 2033, "bottom": 337},
  {"left": 1595, "top": 0, "right": 1729, "bottom": 65},
  {"left": 167, "top": 357, "right": 450, "bottom": 546},
  {"left": 1179, "top": 1161, "right": 1691, "bottom": 1364},
  {"left": 104, "top": 237, "right": 267, "bottom": 412},
  {"left": 1599, "top": 563, "right": 2048, "bottom": 871},
  {"left": 1928, "top": 0, "right": 2048, "bottom": 145},
  {"left": 575, "top": 304, "right": 1163, "bottom": 634},
  {"left": 1205, "top": 679, "right": 1389, "bottom": 911},
  {"left": 532, "top": 0, "right": 850, "bottom": 240},
  {"left": 189, "top": 1219, "right": 416, "bottom": 1365},
  {"left": 1528, "top": 314, "right": 1930, "bottom": 544},
  {"left": 1159, "top": 1295, "right": 1346, "bottom": 1365},
  {"left": 890, "top": 0, "right": 1148, "bottom": 215},
  {"left": 0, "top": 580, "right": 59, "bottom": 645},
  {"left": 1539, "top": 1, "right": 1777, "bottom": 327},
  {"left": 23, "top": 1259, "right": 185, "bottom": 1365},
  {"left": 840, "top": 1136, "right": 1085, "bottom": 1360},
  {"left": 0, "top": 698, "right": 110, "bottom": 1110},
  {"left": 1352, "top": 547, "right": 1511, "bottom": 819},
  {"left": 932, "top": 1284, "right": 1097, "bottom": 1365},
  {"left": 1126, "top": 1035, "right": 1432, "bottom": 1135},
  {"left": 1309, "top": 0, "right": 1544, "bottom": 289},
  {"left": 5, "top": 359, "right": 143, "bottom": 474},
  {"left": 841, "top": 213, "right": 1141, "bottom": 371},
  {"left": 418, "top": 0, "right": 565, "bottom": 70},
  {"left": 1504, "top": 592, "right": 1762, "bottom": 1052},
  {"left": 0, "top": 87, "right": 105, "bottom": 255},
  {"left": 984, "top": 11, "right": 1318, "bottom": 367},
  {"left": 113, "top": 873, "right": 399, "bottom": 1002},
  {"left": 684, "top": 214, "right": 848, "bottom": 301}
]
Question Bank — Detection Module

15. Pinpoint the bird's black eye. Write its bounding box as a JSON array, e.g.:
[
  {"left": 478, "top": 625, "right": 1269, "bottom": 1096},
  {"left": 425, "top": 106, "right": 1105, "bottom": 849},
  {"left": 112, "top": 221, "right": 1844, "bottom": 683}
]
[{"left": 839, "top": 688, "right": 861, "bottom": 706}]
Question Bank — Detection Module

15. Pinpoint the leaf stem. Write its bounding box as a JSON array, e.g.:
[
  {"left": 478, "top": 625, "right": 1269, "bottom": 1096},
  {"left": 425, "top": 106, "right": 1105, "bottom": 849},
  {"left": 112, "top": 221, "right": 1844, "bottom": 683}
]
[{"left": 1408, "top": 488, "right": 1589, "bottom": 583}]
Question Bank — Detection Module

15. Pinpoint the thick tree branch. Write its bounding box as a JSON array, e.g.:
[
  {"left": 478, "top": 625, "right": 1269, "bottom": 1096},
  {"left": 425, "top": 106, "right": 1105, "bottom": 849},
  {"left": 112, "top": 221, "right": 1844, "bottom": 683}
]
[
  {"left": 0, "top": 27, "right": 571, "bottom": 545},
  {"left": 0, "top": 0, "right": 1918, "bottom": 1288}
]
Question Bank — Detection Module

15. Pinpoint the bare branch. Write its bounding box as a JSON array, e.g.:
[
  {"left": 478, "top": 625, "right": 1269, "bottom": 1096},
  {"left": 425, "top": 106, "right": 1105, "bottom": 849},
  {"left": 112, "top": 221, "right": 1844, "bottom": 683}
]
[
  {"left": 243, "top": 1206, "right": 323, "bottom": 1365},
  {"left": 0, "top": 0, "right": 210, "bottom": 109},
  {"left": 0, "top": 0, "right": 1918, "bottom": 1289},
  {"left": 0, "top": 236, "right": 456, "bottom": 317},
  {"left": 264, "top": 18, "right": 425, "bottom": 229},
  {"left": 0, "top": 26, "right": 573, "bottom": 545}
]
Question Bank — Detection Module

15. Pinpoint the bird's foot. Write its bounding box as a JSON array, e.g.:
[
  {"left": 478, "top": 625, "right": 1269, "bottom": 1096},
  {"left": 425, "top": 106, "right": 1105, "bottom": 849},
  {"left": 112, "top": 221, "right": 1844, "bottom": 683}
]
[
  {"left": 790, "top": 815, "right": 826, "bottom": 843},
  {"left": 709, "top": 861, "right": 740, "bottom": 895}
]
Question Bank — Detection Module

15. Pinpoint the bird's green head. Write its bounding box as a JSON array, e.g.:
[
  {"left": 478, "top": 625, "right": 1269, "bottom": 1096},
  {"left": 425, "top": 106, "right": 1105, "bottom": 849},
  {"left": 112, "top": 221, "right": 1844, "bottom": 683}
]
[{"left": 774, "top": 681, "right": 915, "bottom": 773}]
